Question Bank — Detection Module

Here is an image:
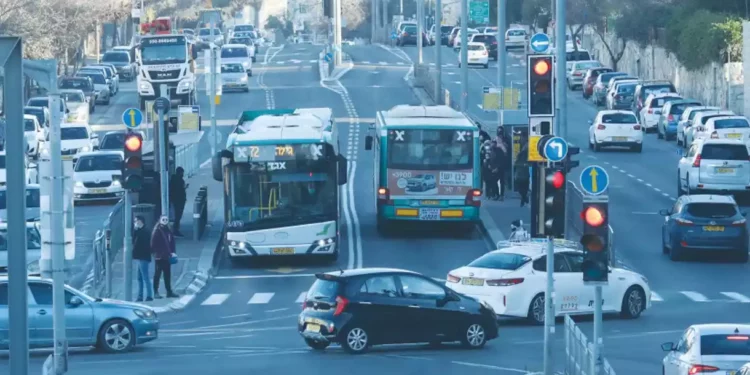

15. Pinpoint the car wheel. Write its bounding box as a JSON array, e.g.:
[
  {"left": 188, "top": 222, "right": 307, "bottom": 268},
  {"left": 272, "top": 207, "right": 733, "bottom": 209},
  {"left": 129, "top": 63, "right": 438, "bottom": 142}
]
[
  {"left": 619, "top": 286, "right": 645, "bottom": 319},
  {"left": 662, "top": 231, "right": 669, "bottom": 254},
  {"left": 96, "top": 319, "right": 135, "bottom": 353},
  {"left": 304, "top": 338, "right": 330, "bottom": 351},
  {"left": 461, "top": 323, "right": 487, "bottom": 349},
  {"left": 526, "top": 293, "right": 545, "bottom": 325},
  {"left": 685, "top": 174, "right": 692, "bottom": 195},
  {"left": 592, "top": 138, "right": 600, "bottom": 152},
  {"left": 676, "top": 135, "right": 682, "bottom": 146},
  {"left": 341, "top": 326, "right": 370, "bottom": 354}
]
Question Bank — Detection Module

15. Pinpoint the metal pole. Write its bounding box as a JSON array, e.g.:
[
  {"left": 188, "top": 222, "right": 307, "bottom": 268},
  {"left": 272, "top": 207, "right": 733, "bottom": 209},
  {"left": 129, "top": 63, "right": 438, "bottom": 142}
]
[
  {"left": 400, "top": 0, "right": 404, "bottom": 14},
  {"left": 459, "top": 0, "right": 468, "bottom": 111},
  {"left": 555, "top": 0, "right": 566, "bottom": 137},
  {"left": 123, "top": 192, "right": 133, "bottom": 301},
  {"left": 157, "top": 102, "right": 169, "bottom": 219},
  {"left": 334, "top": 0, "right": 342, "bottom": 65},
  {"left": 105, "top": 230, "right": 112, "bottom": 297},
  {"left": 544, "top": 236, "right": 555, "bottom": 375},
  {"left": 6, "top": 37, "right": 29, "bottom": 375},
  {"left": 371, "top": 0, "right": 376, "bottom": 43},
  {"left": 497, "top": 0, "right": 506, "bottom": 88},
  {"left": 434, "top": 0, "right": 442, "bottom": 103},
  {"left": 417, "top": 0, "right": 423, "bottom": 64},
  {"left": 592, "top": 285, "right": 603, "bottom": 375},
  {"left": 212, "top": 48, "right": 219, "bottom": 153}
]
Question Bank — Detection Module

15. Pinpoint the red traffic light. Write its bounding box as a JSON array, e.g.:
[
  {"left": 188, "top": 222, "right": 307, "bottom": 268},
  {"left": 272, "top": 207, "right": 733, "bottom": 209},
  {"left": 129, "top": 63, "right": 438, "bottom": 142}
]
[
  {"left": 547, "top": 171, "right": 565, "bottom": 189},
  {"left": 533, "top": 59, "right": 550, "bottom": 75},
  {"left": 125, "top": 135, "right": 142, "bottom": 152},
  {"left": 583, "top": 206, "right": 605, "bottom": 227}
]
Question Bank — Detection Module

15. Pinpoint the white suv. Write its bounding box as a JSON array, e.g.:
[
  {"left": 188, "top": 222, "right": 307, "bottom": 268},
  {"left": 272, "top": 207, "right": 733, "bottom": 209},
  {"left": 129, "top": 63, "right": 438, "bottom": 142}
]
[{"left": 678, "top": 138, "right": 750, "bottom": 196}]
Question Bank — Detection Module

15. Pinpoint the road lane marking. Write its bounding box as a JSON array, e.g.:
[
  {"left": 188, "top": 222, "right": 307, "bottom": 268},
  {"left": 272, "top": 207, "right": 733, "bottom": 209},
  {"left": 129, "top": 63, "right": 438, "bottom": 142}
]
[
  {"left": 201, "top": 293, "right": 229, "bottom": 305},
  {"left": 221, "top": 313, "right": 252, "bottom": 319},
  {"left": 295, "top": 292, "right": 307, "bottom": 303},
  {"left": 721, "top": 292, "right": 750, "bottom": 303},
  {"left": 651, "top": 292, "right": 663, "bottom": 301},
  {"left": 680, "top": 291, "right": 709, "bottom": 302},
  {"left": 266, "top": 308, "right": 289, "bottom": 313},
  {"left": 160, "top": 320, "right": 198, "bottom": 326},
  {"left": 451, "top": 361, "right": 528, "bottom": 373},
  {"left": 248, "top": 292, "right": 274, "bottom": 304}
]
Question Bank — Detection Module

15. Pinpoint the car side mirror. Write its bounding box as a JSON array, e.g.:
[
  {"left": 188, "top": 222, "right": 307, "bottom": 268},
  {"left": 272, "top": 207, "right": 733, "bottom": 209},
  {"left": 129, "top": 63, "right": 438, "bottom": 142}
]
[
  {"left": 68, "top": 296, "right": 84, "bottom": 306},
  {"left": 365, "top": 135, "right": 373, "bottom": 150},
  {"left": 661, "top": 342, "right": 675, "bottom": 352},
  {"left": 658, "top": 209, "right": 671, "bottom": 216}
]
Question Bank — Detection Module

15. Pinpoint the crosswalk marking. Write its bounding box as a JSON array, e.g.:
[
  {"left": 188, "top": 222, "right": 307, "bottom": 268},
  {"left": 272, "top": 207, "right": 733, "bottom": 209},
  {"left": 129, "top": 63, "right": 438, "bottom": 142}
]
[
  {"left": 248, "top": 293, "right": 275, "bottom": 304},
  {"left": 721, "top": 292, "right": 750, "bottom": 303},
  {"left": 295, "top": 292, "right": 307, "bottom": 303},
  {"left": 680, "top": 291, "right": 709, "bottom": 302},
  {"left": 201, "top": 294, "right": 229, "bottom": 305},
  {"left": 651, "top": 292, "right": 663, "bottom": 302}
]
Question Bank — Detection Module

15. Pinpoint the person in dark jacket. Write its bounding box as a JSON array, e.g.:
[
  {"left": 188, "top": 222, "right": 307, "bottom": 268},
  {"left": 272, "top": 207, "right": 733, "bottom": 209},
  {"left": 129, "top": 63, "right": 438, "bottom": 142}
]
[
  {"left": 482, "top": 140, "right": 498, "bottom": 199},
  {"left": 491, "top": 137, "right": 509, "bottom": 200},
  {"left": 515, "top": 140, "right": 531, "bottom": 207},
  {"left": 169, "top": 167, "right": 188, "bottom": 237},
  {"left": 132, "top": 215, "right": 153, "bottom": 302},
  {"left": 151, "top": 215, "right": 178, "bottom": 298}
]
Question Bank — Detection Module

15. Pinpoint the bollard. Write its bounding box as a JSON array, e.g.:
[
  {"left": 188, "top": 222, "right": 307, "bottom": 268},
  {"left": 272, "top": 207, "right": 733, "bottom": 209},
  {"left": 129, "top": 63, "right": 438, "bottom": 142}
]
[
  {"left": 193, "top": 196, "right": 202, "bottom": 241},
  {"left": 105, "top": 228, "right": 112, "bottom": 298}
]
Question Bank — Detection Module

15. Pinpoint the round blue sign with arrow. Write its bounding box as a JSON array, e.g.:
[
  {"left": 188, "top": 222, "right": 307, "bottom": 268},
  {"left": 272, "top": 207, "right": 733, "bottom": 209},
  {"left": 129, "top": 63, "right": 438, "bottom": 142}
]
[
  {"left": 580, "top": 165, "right": 609, "bottom": 196},
  {"left": 529, "top": 33, "right": 551, "bottom": 53},
  {"left": 122, "top": 108, "right": 143, "bottom": 129},
  {"left": 543, "top": 136, "right": 568, "bottom": 162}
]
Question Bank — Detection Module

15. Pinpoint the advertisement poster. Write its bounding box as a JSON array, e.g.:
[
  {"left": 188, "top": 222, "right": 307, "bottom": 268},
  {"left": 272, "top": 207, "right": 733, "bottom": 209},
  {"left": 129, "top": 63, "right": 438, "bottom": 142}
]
[{"left": 387, "top": 169, "right": 473, "bottom": 199}]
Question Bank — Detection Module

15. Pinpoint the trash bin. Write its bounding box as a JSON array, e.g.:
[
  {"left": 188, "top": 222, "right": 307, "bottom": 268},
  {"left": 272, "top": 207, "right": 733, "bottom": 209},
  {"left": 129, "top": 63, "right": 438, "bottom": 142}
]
[{"left": 132, "top": 204, "right": 157, "bottom": 231}]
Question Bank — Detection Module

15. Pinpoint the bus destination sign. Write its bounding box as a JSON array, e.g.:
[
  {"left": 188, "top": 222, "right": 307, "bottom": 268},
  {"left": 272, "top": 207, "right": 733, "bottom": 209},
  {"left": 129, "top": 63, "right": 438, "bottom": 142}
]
[{"left": 234, "top": 144, "right": 325, "bottom": 162}]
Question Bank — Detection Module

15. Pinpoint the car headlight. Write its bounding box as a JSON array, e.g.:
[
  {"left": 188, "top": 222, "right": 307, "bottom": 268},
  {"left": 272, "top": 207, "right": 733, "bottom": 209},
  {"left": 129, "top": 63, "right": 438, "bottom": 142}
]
[
  {"left": 75, "top": 181, "right": 84, "bottom": 187},
  {"left": 242, "top": 61, "right": 249, "bottom": 67},
  {"left": 133, "top": 309, "right": 156, "bottom": 319},
  {"left": 112, "top": 180, "right": 121, "bottom": 187},
  {"left": 27, "top": 260, "right": 40, "bottom": 275},
  {"left": 80, "top": 146, "right": 90, "bottom": 152},
  {"left": 240, "top": 75, "right": 248, "bottom": 82},
  {"left": 138, "top": 82, "right": 150, "bottom": 90}
]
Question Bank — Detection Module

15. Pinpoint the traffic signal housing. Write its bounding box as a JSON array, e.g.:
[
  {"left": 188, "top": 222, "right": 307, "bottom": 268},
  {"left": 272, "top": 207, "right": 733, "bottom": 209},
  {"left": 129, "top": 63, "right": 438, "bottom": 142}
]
[
  {"left": 122, "top": 132, "right": 143, "bottom": 191},
  {"left": 580, "top": 201, "right": 610, "bottom": 283},
  {"left": 323, "top": 0, "right": 332, "bottom": 17},
  {"left": 563, "top": 146, "right": 581, "bottom": 173},
  {"left": 527, "top": 55, "right": 555, "bottom": 117},
  {"left": 542, "top": 167, "right": 566, "bottom": 237}
]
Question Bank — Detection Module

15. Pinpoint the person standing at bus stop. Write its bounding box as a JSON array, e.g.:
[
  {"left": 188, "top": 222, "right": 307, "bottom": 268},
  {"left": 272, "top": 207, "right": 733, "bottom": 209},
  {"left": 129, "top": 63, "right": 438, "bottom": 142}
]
[
  {"left": 132, "top": 215, "right": 153, "bottom": 302},
  {"left": 170, "top": 167, "right": 188, "bottom": 237}
]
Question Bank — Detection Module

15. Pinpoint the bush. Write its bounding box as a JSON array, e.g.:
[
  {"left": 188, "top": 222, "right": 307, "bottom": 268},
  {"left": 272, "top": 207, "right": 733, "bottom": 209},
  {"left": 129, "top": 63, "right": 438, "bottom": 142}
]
[
  {"left": 713, "top": 17, "right": 743, "bottom": 62},
  {"left": 670, "top": 10, "right": 726, "bottom": 70}
]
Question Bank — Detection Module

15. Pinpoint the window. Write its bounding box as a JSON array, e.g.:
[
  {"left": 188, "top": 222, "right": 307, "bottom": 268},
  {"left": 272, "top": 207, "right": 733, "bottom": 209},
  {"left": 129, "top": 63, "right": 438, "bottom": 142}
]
[
  {"left": 398, "top": 275, "right": 445, "bottom": 300},
  {"left": 685, "top": 203, "right": 738, "bottom": 218},
  {"left": 100, "top": 133, "right": 125, "bottom": 150},
  {"left": 575, "top": 61, "right": 601, "bottom": 70},
  {"left": 602, "top": 113, "right": 637, "bottom": 124},
  {"left": 102, "top": 52, "right": 129, "bottom": 63},
  {"left": 468, "top": 44, "right": 483, "bottom": 51},
  {"left": 714, "top": 118, "right": 750, "bottom": 130},
  {"left": 29, "top": 282, "right": 53, "bottom": 305},
  {"left": 701, "top": 144, "right": 749, "bottom": 161},
  {"left": 507, "top": 29, "right": 525, "bottom": 36},
  {"left": 670, "top": 102, "right": 701, "bottom": 115},
  {"left": 0, "top": 283, "right": 7, "bottom": 305},
  {"left": 0, "top": 188, "right": 41, "bottom": 210},
  {"left": 563, "top": 252, "right": 585, "bottom": 272},
  {"left": 75, "top": 154, "right": 123, "bottom": 172},
  {"left": 221, "top": 64, "right": 245, "bottom": 73},
  {"left": 79, "top": 73, "right": 105, "bottom": 85},
  {"left": 24, "top": 118, "right": 37, "bottom": 131},
  {"left": 566, "top": 51, "right": 591, "bottom": 61},
  {"left": 687, "top": 145, "right": 698, "bottom": 158},
  {"left": 532, "top": 254, "right": 570, "bottom": 272},
  {"left": 387, "top": 129, "right": 472, "bottom": 170},
  {"left": 25, "top": 108, "right": 46, "bottom": 127},
  {"left": 359, "top": 276, "right": 399, "bottom": 297},
  {"left": 616, "top": 84, "right": 636, "bottom": 94},
  {"left": 61, "top": 127, "right": 89, "bottom": 140},
  {"left": 221, "top": 47, "right": 248, "bottom": 58},
  {"left": 0, "top": 226, "right": 42, "bottom": 251},
  {"left": 306, "top": 278, "right": 342, "bottom": 302},
  {"left": 700, "top": 334, "right": 750, "bottom": 355},
  {"left": 651, "top": 96, "right": 681, "bottom": 108},
  {"left": 643, "top": 85, "right": 676, "bottom": 97},
  {"left": 467, "top": 252, "right": 531, "bottom": 270}
]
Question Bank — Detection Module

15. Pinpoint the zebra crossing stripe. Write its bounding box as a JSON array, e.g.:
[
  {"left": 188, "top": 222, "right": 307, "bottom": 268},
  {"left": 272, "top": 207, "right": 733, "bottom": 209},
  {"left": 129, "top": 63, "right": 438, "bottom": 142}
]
[
  {"left": 248, "top": 293, "right": 275, "bottom": 304},
  {"left": 721, "top": 292, "right": 750, "bottom": 303},
  {"left": 680, "top": 291, "right": 709, "bottom": 302},
  {"left": 201, "top": 294, "right": 229, "bottom": 305},
  {"left": 295, "top": 292, "right": 307, "bottom": 303},
  {"left": 650, "top": 292, "right": 663, "bottom": 302}
]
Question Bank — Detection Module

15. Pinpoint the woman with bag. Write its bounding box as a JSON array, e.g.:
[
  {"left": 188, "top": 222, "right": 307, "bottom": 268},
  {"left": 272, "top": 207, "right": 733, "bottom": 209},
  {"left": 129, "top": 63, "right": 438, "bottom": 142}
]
[{"left": 151, "top": 215, "right": 179, "bottom": 299}]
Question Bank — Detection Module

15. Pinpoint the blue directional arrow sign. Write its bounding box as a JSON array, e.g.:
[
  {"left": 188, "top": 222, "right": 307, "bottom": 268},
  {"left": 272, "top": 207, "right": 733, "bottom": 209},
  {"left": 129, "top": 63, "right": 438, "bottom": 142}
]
[
  {"left": 543, "top": 136, "right": 568, "bottom": 162},
  {"left": 529, "top": 33, "right": 551, "bottom": 53},
  {"left": 324, "top": 53, "right": 333, "bottom": 62},
  {"left": 122, "top": 108, "right": 143, "bottom": 129},
  {"left": 579, "top": 165, "right": 609, "bottom": 196}
]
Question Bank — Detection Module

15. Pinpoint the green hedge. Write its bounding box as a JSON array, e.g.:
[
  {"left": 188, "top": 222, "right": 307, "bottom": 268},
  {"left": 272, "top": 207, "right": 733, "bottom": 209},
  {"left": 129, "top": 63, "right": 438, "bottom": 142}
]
[{"left": 667, "top": 10, "right": 726, "bottom": 70}]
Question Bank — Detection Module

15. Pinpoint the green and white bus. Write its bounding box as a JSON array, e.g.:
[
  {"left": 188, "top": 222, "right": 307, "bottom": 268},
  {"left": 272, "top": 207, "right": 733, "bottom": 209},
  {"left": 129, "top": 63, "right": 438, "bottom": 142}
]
[
  {"left": 212, "top": 108, "right": 348, "bottom": 264},
  {"left": 364, "top": 105, "right": 482, "bottom": 233}
]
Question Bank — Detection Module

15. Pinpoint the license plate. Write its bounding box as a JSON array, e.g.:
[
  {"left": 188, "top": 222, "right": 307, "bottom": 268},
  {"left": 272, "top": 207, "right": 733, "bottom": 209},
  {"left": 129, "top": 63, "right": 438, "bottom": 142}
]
[
  {"left": 421, "top": 200, "right": 440, "bottom": 205},
  {"left": 727, "top": 133, "right": 742, "bottom": 139},
  {"left": 90, "top": 189, "right": 107, "bottom": 194},
  {"left": 62, "top": 155, "right": 73, "bottom": 160},
  {"left": 272, "top": 247, "right": 294, "bottom": 254},
  {"left": 728, "top": 371, "right": 737, "bottom": 375},
  {"left": 612, "top": 137, "right": 628, "bottom": 142},
  {"left": 716, "top": 167, "right": 735, "bottom": 174},
  {"left": 419, "top": 208, "right": 440, "bottom": 220},
  {"left": 462, "top": 277, "right": 484, "bottom": 286},
  {"left": 703, "top": 225, "right": 725, "bottom": 232},
  {"left": 306, "top": 324, "right": 320, "bottom": 333}
]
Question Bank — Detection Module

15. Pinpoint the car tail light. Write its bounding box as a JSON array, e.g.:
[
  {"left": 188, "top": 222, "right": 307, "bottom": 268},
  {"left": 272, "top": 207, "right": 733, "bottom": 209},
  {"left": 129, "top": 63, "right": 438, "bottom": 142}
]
[
  {"left": 486, "top": 278, "right": 524, "bottom": 286},
  {"left": 333, "top": 296, "right": 348, "bottom": 316},
  {"left": 597, "top": 124, "right": 606, "bottom": 130},
  {"left": 688, "top": 364, "right": 719, "bottom": 374},
  {"left": 692, "top": 154, "right": 701, "bottom": 167},
  {"left": 668, "top": 114, "right": 674, "bottom": 122},
  {"left": 727, "top": 335, "right": 749, "bottom": 340},
  {"left": 574, "top": 72, "right": 581, "bottom": 76},
  {"left": 301, "top": 294, "right": 307, "bottom": 310},
  {"left": 465, "top": 189, "right": 482, "bottom": 207},
  {"left": 482, "top": 50, "right": 487, "bottom": 56},
  {"left": 710, "top": 131, "right": 719, "bottom": 139},
  {"left": 447, "top": 274, "right": 461, "bottom": 283},
  {"left": 676, "top": 218, "right": 694, "bottom": 226},
  {"left": 731, "top": 219, "right": 747, "bottom": 226},
  {"left": 634, "top": 125, "right": 641, "bottom": 130}
]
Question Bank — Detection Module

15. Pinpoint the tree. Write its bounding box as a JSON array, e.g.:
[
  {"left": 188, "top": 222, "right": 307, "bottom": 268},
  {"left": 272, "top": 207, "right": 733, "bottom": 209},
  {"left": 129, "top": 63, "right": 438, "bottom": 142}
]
[
  {"left": 713, "top": 17, "right": 742, "bottom": 63},
  {"left": 570, "top": 0, "right": 628, "bottom": 71},
  {"left": 614, "top": 0, "right": 669, "bottom": 48},
  {"left": 265, "top": 15, "right": 284, "bottom": 30},
  {"left": 341, "top": 0, "right": 368, "bottom": 32},
  {"left": 520, "top": 0, "right": 549, "bottom": 33}
]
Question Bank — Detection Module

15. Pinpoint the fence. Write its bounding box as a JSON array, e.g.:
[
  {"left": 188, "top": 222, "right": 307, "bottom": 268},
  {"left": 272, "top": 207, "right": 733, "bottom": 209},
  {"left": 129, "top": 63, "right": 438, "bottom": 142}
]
[
  {"left": 174, "top": 141, "right": 200, "bottom": 178},
  {"left": 564, "top": 315, "right": 617, "bottom": 375},
  {"left": 89, "top": 198, "right": 125, "bottom": 297}
]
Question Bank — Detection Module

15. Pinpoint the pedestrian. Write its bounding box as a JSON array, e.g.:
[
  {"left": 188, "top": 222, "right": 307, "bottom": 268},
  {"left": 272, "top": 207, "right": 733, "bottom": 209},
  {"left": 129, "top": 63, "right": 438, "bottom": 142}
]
[
  {"left": 515, "top": 140, "right": 531, "bottom": 207},
  {"left": 482, "top": 140, "right": 498, "bottom": 199},
  {"left": 492, "top": 130, "right": 510, "bottom": 201},
  {"left": 132, "top": 215, "right": 153, "bottom": 302},
  {"left": 169, "top": 167, "right": 188, "bottom": 237},
  {"left": 151, "top": 215, "right": 179, "bottom": 299}
]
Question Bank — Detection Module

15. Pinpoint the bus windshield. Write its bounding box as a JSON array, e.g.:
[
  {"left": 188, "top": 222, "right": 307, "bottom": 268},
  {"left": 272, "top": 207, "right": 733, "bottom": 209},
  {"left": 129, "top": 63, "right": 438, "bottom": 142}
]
[{"left": 387, "top": 129, "right": 473, "bottom": 170}]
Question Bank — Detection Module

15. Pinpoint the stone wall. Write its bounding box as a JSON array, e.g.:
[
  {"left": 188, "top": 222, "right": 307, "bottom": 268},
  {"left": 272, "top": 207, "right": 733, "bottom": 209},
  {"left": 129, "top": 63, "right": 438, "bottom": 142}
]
[{"left": 580, "top": 27, "right": 743, "bottom": 115}]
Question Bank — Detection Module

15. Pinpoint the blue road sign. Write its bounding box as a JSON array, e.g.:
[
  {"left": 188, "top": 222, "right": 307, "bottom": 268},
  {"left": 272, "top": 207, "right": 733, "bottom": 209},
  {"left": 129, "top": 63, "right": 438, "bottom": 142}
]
[
  {"left": 529, "top": 33, "right": 551, "bottom": 53},
  {"left": 391, "top": 32, "right": 398, "bottom": 40},
  {"left": 122, "top": 108, "right": 143, "bottom": 129},
  {"left": 543, "top": 136, "right": 568, "bottom": 162},
  {"left": 324, "top": 52, "right": 332, "bottom": 62},
  {"left": 579, "top": 165, "right": 609, "bottom": 196}
]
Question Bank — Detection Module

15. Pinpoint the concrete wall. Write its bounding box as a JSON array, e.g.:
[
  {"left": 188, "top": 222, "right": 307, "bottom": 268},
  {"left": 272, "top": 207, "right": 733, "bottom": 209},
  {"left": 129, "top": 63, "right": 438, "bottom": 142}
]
[{"left": 581, "top": 27, "right": 743, "bottom": 115}]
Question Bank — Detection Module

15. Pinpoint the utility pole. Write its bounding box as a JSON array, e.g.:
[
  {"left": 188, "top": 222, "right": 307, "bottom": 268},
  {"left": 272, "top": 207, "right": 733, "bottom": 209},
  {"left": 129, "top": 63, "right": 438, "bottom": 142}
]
[
  {"left": 544, "top": 230, "right": 555, "bottom": 375},
  {"left": 459, "top": 0, "right": 468, "bottom": 111},
  {"left": 434, "top": 0, "right": 443, "bottom": 103},
  {"left": 497, "top": 0, "right": 507, "bottom": 127},
  {"left": 209, "top": 20, "right": 217, "bottom": 157},
  {"left": 555, "top": 0, "right": 566, "bottom": 137},
  {"left": 417, "top": 0, "right": 423, "bottom": 64},
  {"left": 123, "top": 191, "right": 133, "bottom": 301},
  {"left": 371, "top": 0, "right": 376, "bottom": 43},
  {"left": 157, "top": 89, "right": 170, "bottom": 219},
  {"left": 334, "top": 0, "right": 342, "bottom": 65},
  {"left": 400, "top": 0, "right": 404, "bottom": 15}
]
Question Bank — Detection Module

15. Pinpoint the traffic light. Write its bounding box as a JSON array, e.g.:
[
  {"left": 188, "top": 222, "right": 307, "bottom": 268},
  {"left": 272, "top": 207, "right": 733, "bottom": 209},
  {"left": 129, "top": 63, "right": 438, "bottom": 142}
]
[
  {"left": 580, "top": 201, "right": 609, "bottom": 283},
  {"left": 542, "top": 167, "right": 566, "bottom": 237},
  {"left": 122, "top": 132, "right": 144, "bottom": 191},
  {"left": 527, "top": 55, "right": 555, "bottom": 117},
  {"left": 563, "top": 146, "right": 581, "bottom": 173},
  {"left": 323, "top": 0, "right": 332, "bottom": 17}
]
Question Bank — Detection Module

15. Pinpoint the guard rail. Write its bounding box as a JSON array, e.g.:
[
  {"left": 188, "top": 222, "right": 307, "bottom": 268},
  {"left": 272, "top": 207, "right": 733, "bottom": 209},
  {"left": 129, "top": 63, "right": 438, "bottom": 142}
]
[
  {"left": 564, "top": 315, "right": 617, "bottom": 375},
  {"left": 193, "top": 186, "right": 208, "bottom": 240},
  {"left": 174, "top": 140, "right": 200, "bottom": 178},
  {"left": 89, "top": 197, "right": 125, "bottom": 297}
]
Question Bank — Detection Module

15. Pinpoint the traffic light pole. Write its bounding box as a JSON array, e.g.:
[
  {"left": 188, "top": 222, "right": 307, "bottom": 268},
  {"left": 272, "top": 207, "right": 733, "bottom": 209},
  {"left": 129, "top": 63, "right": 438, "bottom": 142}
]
[
  {"left": 123, "top": 191, "right": 133, "bottom": 301},
  {"left": 543, "top": 235, "right": 555, "bottom": 375},
  {"left": 434, "top": 0, "right": 442, "bottom": 103},
  {"left": 459, "top": 0, "right": 468, "bottom": 111},
  {"left": 554, "top": 0, "right": 567, "bottom": 137},
  {"left": 157, "top": 106, "right": 169, "bottom": 218},
  {"left": 416, "top": 0, "right": 423, "bottom": 64},
  {"left": 593, "top": 285, "right": 603, "bottom": 375}
]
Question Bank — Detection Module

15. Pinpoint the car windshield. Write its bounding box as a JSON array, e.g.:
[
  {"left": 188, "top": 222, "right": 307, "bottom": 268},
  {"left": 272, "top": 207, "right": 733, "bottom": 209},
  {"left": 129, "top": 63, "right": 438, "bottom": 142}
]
[
  {"left": 599, "top": 72, "right": 625, "bottom": 83},
  {"left": 566, "top": 51, "right": 591, "bottom": 61},
  {"left": 60, "top": 79, "right": 90, "bottom": 91},
  {"left": 222, "top": 47, "right": 247, "bottom": 58},
  {"left": 89, "top": 68, "right": 112, "bottom": 78},
  {"left": 27, "top": 98, "right": 48, "bottom": 107},
  {"left": 602, "top": 113, "right": 637, "bottom": 124},
  {"left": 468, "top": 252, "right": 531, "bottom": 270},
  {"left": 617, "top": 84, "right": 636, "bottom": 93},
  {"left": 61, "top": 127, "right": 88, "bottom": 140},
  {"left": 685, "top": 203, "right": 737, "bottom": 218},
  {"left": 701, "top": 144, "right": 749, "bottom": 160},
  {"left": 472, "top": 35, "right": 495, "bottom": 43},
  {"left": 61, "top": 92, "right": 84, "bottom": 103},
  {"left": 222, "top": 64, "right": 244, "bottom": 73},
  {"left": 0, "top": 226, "right": 42, "bottom": 251},
  {"left": 24, "top": 118, "right": 36, "bottom": 131},
  {"left": 670, "top": 102, "right": 701, "bottom": 115},
  {"left": 99, "top": 133, "right": 125, "bottom": 150},
  {"left": 643, "top": 85, "right": 675, "bottom": 98},
  {"left": 650, "top": 96, "right": 681, "bottom": 108},
  {"left": 700, "top": 334, "right": 750, "bottom": 356},
  {"left": 404, "top": 26, "right": 417, "bottom": 33},
  {"left": 713, "top": 118, "right": 750, "bottom": 129},
  {"left": 75, "top": 154, "right": 122, "bottom": 172},
  {"left": 230, "top": 38, "right": 252, "bottom": 45},
  {"left": 388, "top": 129, "right": 473, "bottom": 170},
  {"left": 0, "top": 188, "right": 40, "bottom": 210},
  {"left": 507, "top": 29, "right": 525, "bottom": 36},
  {"left": 468, "top": 44, "right": 483, "bottom": 51},
  {"left": 24, "top": 108, "right": 45, "bottom": 126},
  {"left": 102, "top": 52, "right": 129, "bottom": 63},
  {"left": 79, "top": 73, "right": 105, "bottom": 84},
  {"left": 234, "top": 25, "right": 254, "bottom": 32}
]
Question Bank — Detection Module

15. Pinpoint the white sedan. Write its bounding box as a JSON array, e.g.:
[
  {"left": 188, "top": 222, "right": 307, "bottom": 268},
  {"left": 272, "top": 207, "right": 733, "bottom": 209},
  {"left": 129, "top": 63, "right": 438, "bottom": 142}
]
[
  {"left": 23, "top": 114, "right": 45, "bottom": 159},
  {"left": 72, "top": 151, "right": 124, "bottom": 202},
  {"left": 588, "top": 110, "right": 643, "bottom": 152},
  {"left": 445, "top": 240, "right": 651, "bottom": 324},
  {"left": 457, "top": 42, "right": 489, "bottom": 69},
  {"left": 662, "top": 324, "right": 750, "bottom": 375}
]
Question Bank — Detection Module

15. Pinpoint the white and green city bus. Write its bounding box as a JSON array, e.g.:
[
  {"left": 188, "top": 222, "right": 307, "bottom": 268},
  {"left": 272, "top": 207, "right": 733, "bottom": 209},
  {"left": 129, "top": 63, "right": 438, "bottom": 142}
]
[
  {"left": 212, "top": 108, "right": 347, "bottom": 264},
  {"left": 364, "top": 105, "right": 482, "bottom": 233}
]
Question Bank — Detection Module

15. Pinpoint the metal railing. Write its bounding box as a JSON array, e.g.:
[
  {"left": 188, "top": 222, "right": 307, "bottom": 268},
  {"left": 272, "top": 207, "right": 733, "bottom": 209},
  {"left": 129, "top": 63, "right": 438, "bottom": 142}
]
[
  {"left": 174, "top": 141, "right": 200, "bottom": 178},
  {"left": 564, "top": 315, "right": 617, "bottom": 375},
  {"left": 193, "top": 186, "right": 208, "bottom": 240},
  {"left": 89, "top": 198, "right": 125, "bottom": 297}
]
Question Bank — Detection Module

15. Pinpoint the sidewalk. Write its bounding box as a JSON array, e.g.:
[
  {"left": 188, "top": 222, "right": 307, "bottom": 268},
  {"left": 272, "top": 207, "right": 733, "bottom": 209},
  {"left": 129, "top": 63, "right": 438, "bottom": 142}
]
[
  {"left": 478, "top": 191, "right": 532, "bottom": 248},
  {"left": 97, "top": 167, "right": 224, "bottom": 313}
]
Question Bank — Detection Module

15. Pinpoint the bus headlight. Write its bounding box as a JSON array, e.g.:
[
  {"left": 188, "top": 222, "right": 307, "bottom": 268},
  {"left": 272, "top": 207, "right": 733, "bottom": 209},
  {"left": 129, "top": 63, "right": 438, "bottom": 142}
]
[{"left": 317, "top": 238, "right": 334, "bottom": 247}]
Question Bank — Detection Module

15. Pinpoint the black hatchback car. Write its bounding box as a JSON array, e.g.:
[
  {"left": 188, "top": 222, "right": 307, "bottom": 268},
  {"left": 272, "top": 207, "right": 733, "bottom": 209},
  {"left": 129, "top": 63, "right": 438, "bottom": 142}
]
[{"left": 298, "top": 268, "right": 499, "bottom": 354}]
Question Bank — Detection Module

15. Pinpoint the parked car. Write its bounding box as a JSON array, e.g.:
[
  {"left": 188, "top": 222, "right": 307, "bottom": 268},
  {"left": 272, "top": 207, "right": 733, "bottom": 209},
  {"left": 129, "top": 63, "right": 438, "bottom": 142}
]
[
  {"left": 101, "top": 51, "right": 136, "bottom": 81},
  {"left": 59, "top": 77, "right": 95, "bottom": 113}
]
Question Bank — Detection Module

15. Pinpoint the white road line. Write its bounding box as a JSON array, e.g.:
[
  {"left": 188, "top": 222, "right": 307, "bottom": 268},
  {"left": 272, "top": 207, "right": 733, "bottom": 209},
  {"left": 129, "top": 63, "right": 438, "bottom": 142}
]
[
  {"left": 721, "top": 292, "right": 750, "bottom": 303},
  {"left": 348, "top": 162, "right": 363, "bottom": 268},
  {"left": 680, "top": 291, "right": 709, "bottom": 302},
  {"left": 248, "top": 293, "right": 275, "bottom": 304},
  {"left": 627, "top": 174, "right": 635, "bottom": 178},
  {"left": 651, "top": 292, "right": 663, "bottom": 302},
  {"left": 295, "top": 292, "right": 307, "bottom": 303},
  {"left": 637, "top": 178, "right": 644, "bottom": 182},
  {"left": 201, "top": 294, "right": 229, "bottom": 305}
]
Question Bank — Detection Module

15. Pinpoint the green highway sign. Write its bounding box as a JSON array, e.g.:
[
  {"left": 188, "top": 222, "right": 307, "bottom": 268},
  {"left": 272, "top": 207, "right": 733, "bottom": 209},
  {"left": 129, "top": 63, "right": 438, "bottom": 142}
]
[{"left": 469, "top": 0, "right": 490, "bottom": 24}]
